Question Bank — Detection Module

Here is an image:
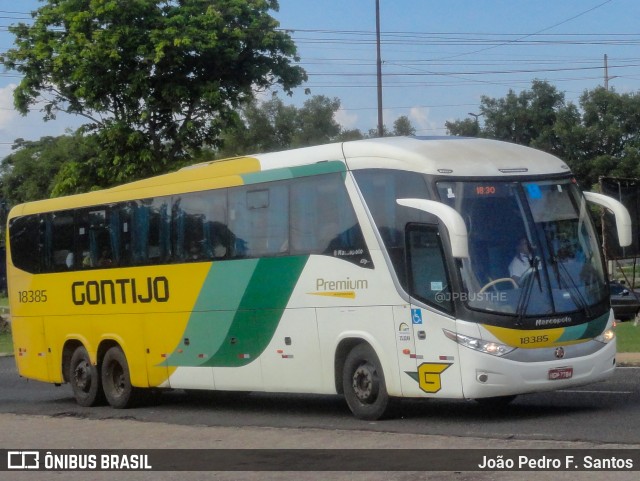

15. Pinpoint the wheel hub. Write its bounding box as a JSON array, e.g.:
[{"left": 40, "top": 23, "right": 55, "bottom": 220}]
[
  {"left": 352, "top": 363, "right": 378, "bottom": 403},
  {"left": 74, "top": 361, "right": 91, "bottom": 392},
  {"left": 109, "top": 363, "right": 126, "bottom": 395}
]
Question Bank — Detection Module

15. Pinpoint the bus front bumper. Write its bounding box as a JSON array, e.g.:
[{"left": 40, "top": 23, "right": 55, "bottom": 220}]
[{"left": 457, "top": 339, "right": 617, "bottom": 399}]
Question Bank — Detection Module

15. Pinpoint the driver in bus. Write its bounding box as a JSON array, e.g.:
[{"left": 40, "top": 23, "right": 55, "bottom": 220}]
[{"left": 509, "top": 237, "right": 532, "bottom": 283}]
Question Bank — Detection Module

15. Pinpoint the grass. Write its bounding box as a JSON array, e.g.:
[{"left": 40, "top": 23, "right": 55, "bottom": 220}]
[
  {"left": 0, "top": 331, "right": 12, "bottom": 354},
  {"left": 0, "top": 296, "right": 11, "bottom": 354},
  {"left": 615, "top": 320, "right": 640, "bottom": 353}
]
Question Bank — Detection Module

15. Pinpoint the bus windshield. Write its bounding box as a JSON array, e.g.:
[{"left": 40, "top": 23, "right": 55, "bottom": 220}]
[{"left": 436, "top": 179, "right": 607, "bottom": 317}]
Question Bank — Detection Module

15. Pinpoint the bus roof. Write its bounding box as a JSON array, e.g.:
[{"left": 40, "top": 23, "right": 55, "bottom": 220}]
[
  {"left": 255, "top": 136, "right": 570, "bottom": 176},
  {"left": 8, "top": 136, "right": 570, "bottom": 217}
]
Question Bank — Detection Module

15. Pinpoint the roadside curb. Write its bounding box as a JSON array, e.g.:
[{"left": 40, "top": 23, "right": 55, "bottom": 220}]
[{"left": 617, "top": 352, "right": 640, "bottom": 367}]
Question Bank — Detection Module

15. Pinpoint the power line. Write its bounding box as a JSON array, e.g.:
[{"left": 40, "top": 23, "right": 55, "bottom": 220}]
[{"left": 431, "top": 0, "right": 615, "bottom": 61}]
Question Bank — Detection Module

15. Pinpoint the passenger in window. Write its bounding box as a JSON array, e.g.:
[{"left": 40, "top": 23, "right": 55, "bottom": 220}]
[
  {"left": 99, "top": 248, "right": 113, "bottom": 267},
  {"left": 211, "top": 222, "right": 232, "bottom": 259},
  {"left": 65, "top": 252, "right": 75, "bottom": 269},
  {"left": 188, "top": 241, "right": 202, "bottom": 261},
  {"left": 82, "top": 252, "right": 93, "bottom": 268},
  {"left": 509, "top": 237, "right": 531, "bottom": 283}
]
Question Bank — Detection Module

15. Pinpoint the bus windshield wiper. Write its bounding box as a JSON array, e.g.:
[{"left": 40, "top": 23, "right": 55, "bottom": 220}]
[
  {"left": 555, "top": 257, "right": 592, "bottom": 317},
  {"left": 544, "top": 234, "right": 591, "bottom": 317},
  {"left": 515, "top": 254, "right": 542, "bottom": 324}
]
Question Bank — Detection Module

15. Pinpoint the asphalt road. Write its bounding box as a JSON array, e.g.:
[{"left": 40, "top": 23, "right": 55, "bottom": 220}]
[
  {"left": 1, "top": 355, "right": 640, "bottom": 481},
  {"left": 1, "top": 356, "right": 640, "bottom": 445}
]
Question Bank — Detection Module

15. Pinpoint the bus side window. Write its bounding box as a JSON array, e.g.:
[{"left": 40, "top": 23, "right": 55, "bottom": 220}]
[
  {"left": 46, "top": 211, "right": 75, "bottom": 271},
  {"left": 129, "top": 198, "right": 171, "bottom": 265},
  {"left": 8, "top": 215, "right": 42, "bottom": 274},
  {"left": 173, "top": 189, "right": 228, "bottom": 262},
  {"left": 406, "top": 224, "right": 453, "bottom": 313},
  {"left": 77, "top": 208, "right": 110, "bottom": 268},
  {"left": 229, "top": 182, "right": 289, "bottom": 259},
  {"left": 354, "top": 169, "right": 431, "bottom": 283},
  {"left": 291, "top": 173, "right": 373, "bottom": 268}
]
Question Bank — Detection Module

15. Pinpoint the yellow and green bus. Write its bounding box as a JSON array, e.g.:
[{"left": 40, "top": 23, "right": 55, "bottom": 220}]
[{"left": 6, "top": 136, "right": 632, "bottom": 419}]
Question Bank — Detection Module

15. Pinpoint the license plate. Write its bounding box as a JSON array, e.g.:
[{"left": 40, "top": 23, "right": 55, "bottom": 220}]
[{"left": 548, "top": 367, "right": 573, "bottom": 380}]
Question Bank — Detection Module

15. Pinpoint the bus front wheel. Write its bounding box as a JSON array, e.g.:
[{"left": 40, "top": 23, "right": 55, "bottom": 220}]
[
  {"left": 101, "top": 346, "right": 139, "bottom": 409},
  {"left": 342, "top": 344, "right": 393, "bottom": 420},
  {"left": 69, "top": 346, "right": 104, "bottom": 407}
]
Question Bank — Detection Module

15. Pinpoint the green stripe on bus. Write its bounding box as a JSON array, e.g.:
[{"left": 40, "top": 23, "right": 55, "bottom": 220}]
[
  {"left": 240, "top": 160, "right": 345, "bottom": 185},
  {"left": 556, "top": 311, "right": 609, "bottom": 343},
  {"left": 162, "top": 259, "right": 259, "bottom": 367},
  {"left": 163, "top": 256, "right": 308, "bottom": 368},
  {"left": 200, "top": 255, "right": 308, "bottom": 367}
]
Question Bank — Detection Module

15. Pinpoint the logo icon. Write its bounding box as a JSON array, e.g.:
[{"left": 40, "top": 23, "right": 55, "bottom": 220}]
[
  {"left": 8, "top": 451, "right": 40, "bottom": 470},
  {"left": 554, "top": 347, "right": 565, "bottom": 359}
]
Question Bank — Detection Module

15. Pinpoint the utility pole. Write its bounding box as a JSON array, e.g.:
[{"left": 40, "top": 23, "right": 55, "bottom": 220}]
[
  {"left": 375, "top": 0, "right": 384, "bottom": 137},
  {"left": 604, "top": 54, "right": 617, "bottom": 90}
]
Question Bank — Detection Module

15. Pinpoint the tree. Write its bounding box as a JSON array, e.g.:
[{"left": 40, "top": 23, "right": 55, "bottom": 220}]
[
  {"left": 335, "top": 128, "right": 365, "bottom": 142},
  {"left": 217, "top": 94, "right": 343, "bottom": 156},
  {"left": 365, "top": 115, "right": 417, "bottom": 138},
  {"left": 392, "top": 115, "right": 416, "bottom": 136},
  {"left": 0, "top": 134, "right": 101, "bottom": 204},
  {"left": 577, "top": 87, "right": 640, "bottom": 185},
  {"left": 446, "top": 80, "right": 566, "bottom": 146},
  {"left": 217, "top": 94, "right": 295, "bottom": 156},
  {"left": 482, "top": 80, "right": 566, "bottom": 147},
  {"left": 2, "top": 0, "right": 306, "bottom": 185},
  {"left": 445, "top": 118, "right": 480, "bottom": 137},
  {"left": 445, "top": 80, "right": 640, "bottom": 188},
  {"left": 291, "top": 95, "right": 341, "bottom": 147}
]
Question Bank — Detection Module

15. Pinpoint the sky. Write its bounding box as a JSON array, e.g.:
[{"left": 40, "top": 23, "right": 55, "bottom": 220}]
[{"left": 1, "top": 0, "right": 640, "bottom": 159}]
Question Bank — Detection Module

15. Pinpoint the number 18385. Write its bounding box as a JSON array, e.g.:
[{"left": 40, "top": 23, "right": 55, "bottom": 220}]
[{"left": 18, "top": 290, "right": 48, "bottom": 303}]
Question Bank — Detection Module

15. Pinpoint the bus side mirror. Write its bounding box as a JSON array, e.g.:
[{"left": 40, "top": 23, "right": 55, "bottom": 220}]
[
  {"left": 583, "top": 191, "right": 632, "bottom": 247},
  {"left": 396, "top": 198, "right": 469, "bottom": 258}
]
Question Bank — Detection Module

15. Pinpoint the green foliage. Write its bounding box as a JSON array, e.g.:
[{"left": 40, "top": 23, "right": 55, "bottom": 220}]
[
  {"left": 291, "top": 95, "right": 342, "bottom": 147},
  {"left": 217, "top": 93, "right": 344, "bottom": 156},
  {"left": 0, "top": 331, "right": 12, "bottom": 355},
  {"left": 392, "top": 116, "right": 416, "bottom": 137},
  {"left": 335, "top": 128, "right": 365, "bottom": 142},
  {"left": 446, "top": 80, "right": 640, "bottom": 187},
  {"left": 218, "top": 94, "right": 417, "bottom": 157},
  {"left": 0, "top": 298, "right": 10, "bottom": 354},
  {"left": 0, "top": 134, "right": 101, "bottom": 204},
  {"left": 445, "top": 118, "right": 479, "bottom": 137},
  {"left": 2, "top": 0, "right": 306, "bottom": 184},
  {"left": 365, "top": 115, "right": 417, "bottom": 139}
]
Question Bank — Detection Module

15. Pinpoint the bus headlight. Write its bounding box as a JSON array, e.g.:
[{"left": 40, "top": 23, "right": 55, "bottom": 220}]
[
  {"left": 443, "top": 329, "right": 516, "bottom": 357},
  {"left": 595, "top": 328, "right": 615, "bottom": 344}
]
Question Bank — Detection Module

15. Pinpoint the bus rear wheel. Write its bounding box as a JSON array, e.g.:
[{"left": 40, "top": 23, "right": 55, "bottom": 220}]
[
  {"left": 69, "top": 346, "right": 104, "bottom": 407},
  {"left": 342, "top": 344, "right": 393, "bottom": 420},
  {"left": 101, "top": 346, "right": 140, "bottom": 409}
]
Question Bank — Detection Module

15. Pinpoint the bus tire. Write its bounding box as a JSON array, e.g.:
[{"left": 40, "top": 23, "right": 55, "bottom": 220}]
[
  {"left": 342, "top": 343, "right": 393, "bottom": 420},
  {"left": 69, "top": 346, "right": 104, "bottom": 407},
  {"left": 101, "top": 346, "right": 139, "bottom": 409}
]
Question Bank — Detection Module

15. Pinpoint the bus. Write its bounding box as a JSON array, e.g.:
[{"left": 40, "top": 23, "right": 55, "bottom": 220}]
[{"left": 6, "top": 136, "right": 632, "bottom": 420}]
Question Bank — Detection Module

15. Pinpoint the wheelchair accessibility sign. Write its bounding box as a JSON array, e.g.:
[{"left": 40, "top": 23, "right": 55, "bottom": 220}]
[{"left": 411, "top": 308, "right": 423, "bottom": 325}]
